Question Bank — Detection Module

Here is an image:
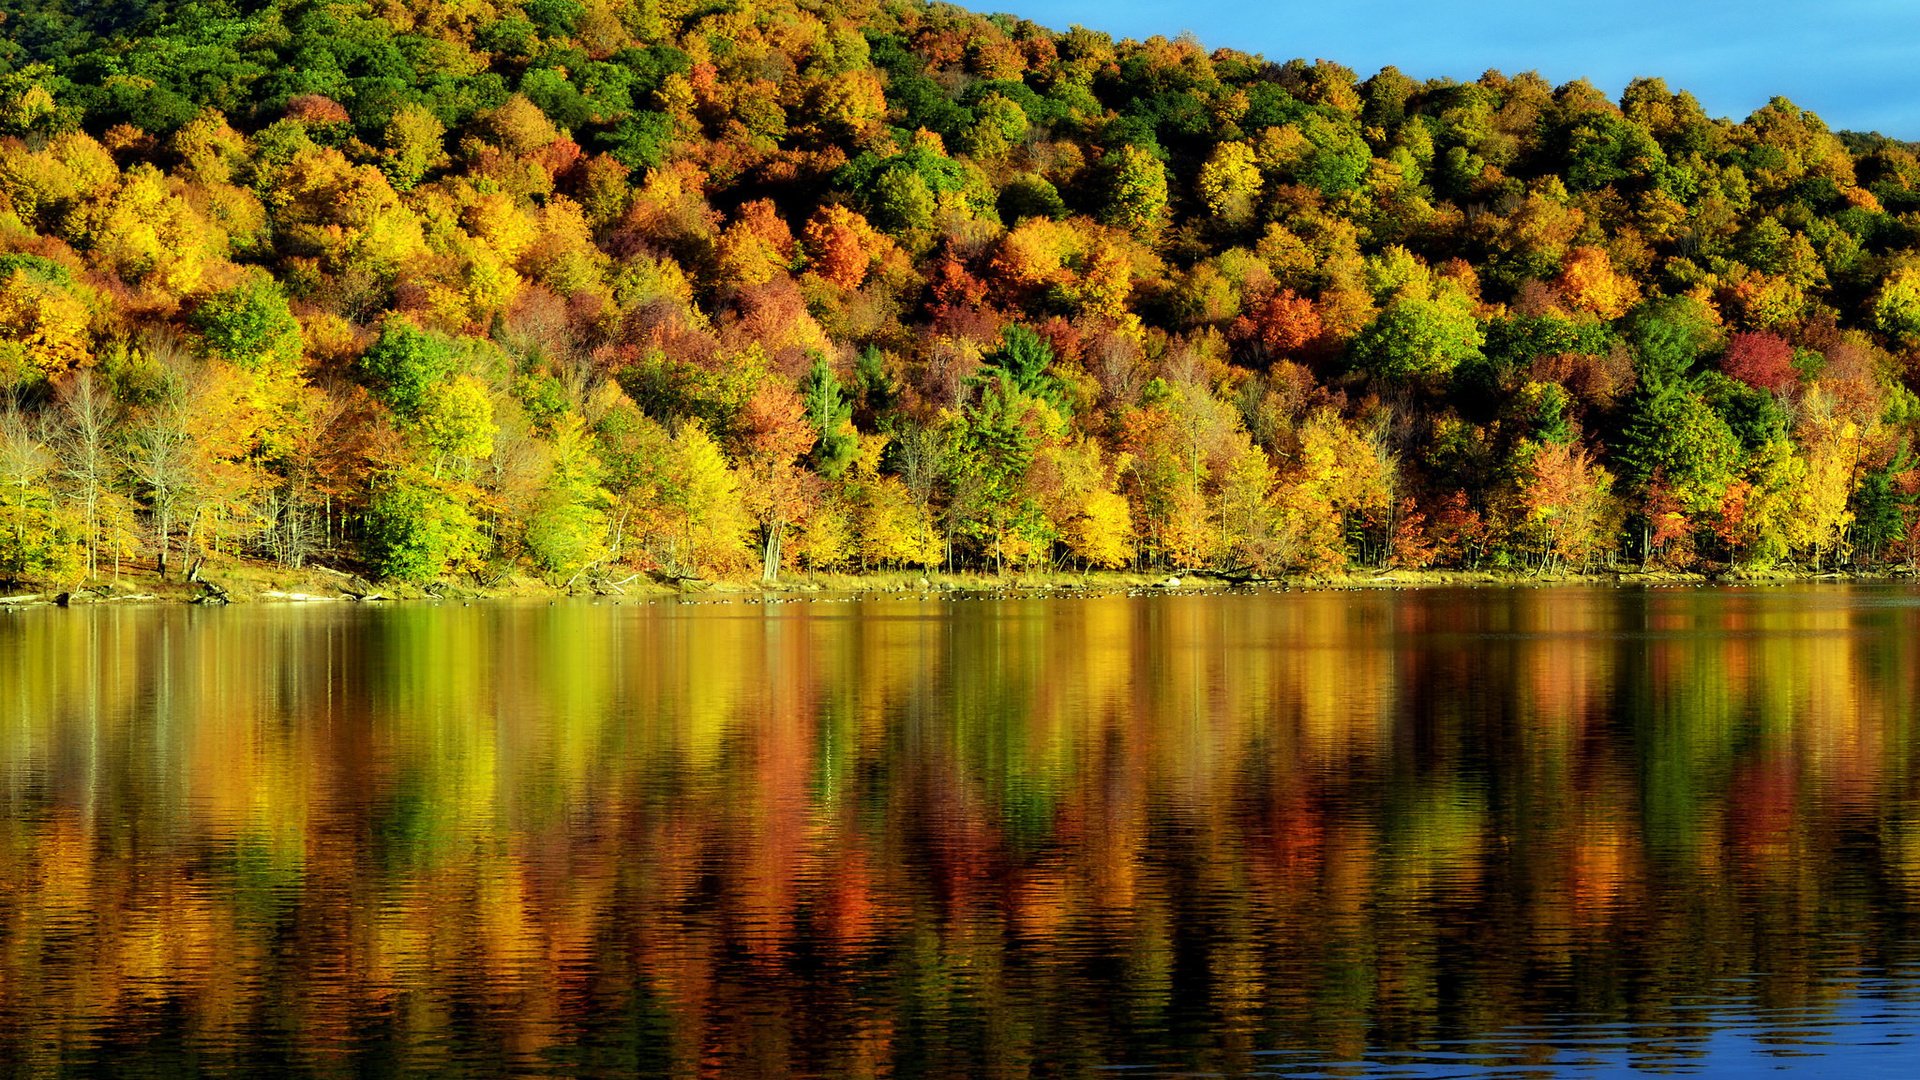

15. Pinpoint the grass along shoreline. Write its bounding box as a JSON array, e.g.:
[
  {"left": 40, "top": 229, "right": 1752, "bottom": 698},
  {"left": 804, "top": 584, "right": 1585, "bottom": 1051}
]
[{"left": 2, "top": 561, "right": 1915, "bottom": 610}]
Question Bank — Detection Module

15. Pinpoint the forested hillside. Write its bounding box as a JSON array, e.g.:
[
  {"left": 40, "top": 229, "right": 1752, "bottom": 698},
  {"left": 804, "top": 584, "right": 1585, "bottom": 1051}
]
[{"left": 2, "top": 0, "right": 1919, "bottom": 587}]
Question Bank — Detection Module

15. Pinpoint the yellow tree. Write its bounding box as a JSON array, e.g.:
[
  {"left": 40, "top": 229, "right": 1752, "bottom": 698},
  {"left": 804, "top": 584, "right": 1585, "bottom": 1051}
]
[
  {"left": 857, "top": 474, "right": 939, "bottom": 570},
  {"left": 1197, "top": 141, "right": 1261, "bottom": 226},
  {"left": 1054, "top": 438, "right": 1134, "bottom": 570},
  {"left": 1273, "top": 409, "right": 1394, "bottom": 571},
  {"left": 1514, "top": 440, "right": 1617, "bottom": 572},
  {"left": 1787, "top": 389, "right": 1868, "bottom": 567},
  {"left": 664, "top": 421, "right": 752, "bottom": 577},
  {"left": 73, "top": 165, "right": 226, "bottom": 296},
  {"left": 1212, "top": 436, "right": 1279, "bottom": 571},
  {"left": 0, "top": 264, "right": 91, "bottom": 381}
]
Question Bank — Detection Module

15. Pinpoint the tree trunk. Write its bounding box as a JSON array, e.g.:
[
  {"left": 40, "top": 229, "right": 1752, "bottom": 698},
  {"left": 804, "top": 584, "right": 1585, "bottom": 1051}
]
[
  {"left": 156, "top": 525, "right": 168, "bottom": 581},
  {"left": 762, "top": 521, "right": 783, "bottom": 584}
]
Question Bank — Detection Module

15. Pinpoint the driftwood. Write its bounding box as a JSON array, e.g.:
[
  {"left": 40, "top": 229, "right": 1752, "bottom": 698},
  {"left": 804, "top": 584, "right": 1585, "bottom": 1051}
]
[{"left": 564, "top": 563, "right": 643, "bottom": 595}]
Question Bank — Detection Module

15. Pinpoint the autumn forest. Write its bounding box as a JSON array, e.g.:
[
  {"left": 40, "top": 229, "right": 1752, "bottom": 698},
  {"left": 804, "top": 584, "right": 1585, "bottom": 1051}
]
[{"left": 2, "top": 0, "right": 1919, "bottom": 588}]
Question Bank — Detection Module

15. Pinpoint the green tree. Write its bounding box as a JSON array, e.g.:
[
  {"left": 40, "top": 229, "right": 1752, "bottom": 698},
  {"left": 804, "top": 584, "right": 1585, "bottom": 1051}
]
[
  {"left": 982, "top": 325, "right": 1056, "bottom": 397},
  {"left": 192, "top": 274, "right": 304, "bottom": 375},
  {"left": 1352, "top": 297, "right": 1485, "bottom": 380},
  {"left": 359, "top": 317, "right": 458, "bottom": 421},
  {"left": 364, "top": 470, "right": 486, "bottom": 582},
  {"left": 1628, "top": 297, "right": 1720, "bottom": 393},
  {"left": 800, "top": 355, "right": 856, "bottom": 477},
  {"left": 1617, "top": 388, "right": 1744, "bottom": 512},
  {"left": 1100, "top": 144, "right": 1169, "bottom": 236}
]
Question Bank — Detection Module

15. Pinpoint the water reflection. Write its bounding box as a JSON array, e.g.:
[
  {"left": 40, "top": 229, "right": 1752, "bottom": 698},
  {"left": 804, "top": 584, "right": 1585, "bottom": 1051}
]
[{"left": 2, "top": 586, "right": 1920, "bottom": 1077}]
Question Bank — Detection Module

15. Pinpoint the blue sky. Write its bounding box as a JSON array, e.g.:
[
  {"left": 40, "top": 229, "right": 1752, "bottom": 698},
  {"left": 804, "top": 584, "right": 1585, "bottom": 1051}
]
[{"left": 996, "top": 1, "right": 1920, "bottom": 138}]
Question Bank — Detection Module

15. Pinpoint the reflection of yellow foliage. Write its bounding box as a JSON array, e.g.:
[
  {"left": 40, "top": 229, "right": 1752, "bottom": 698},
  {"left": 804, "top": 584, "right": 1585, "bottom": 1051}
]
[{"left": 0, "top": 584, "right": 1916, "bottom": 1071}]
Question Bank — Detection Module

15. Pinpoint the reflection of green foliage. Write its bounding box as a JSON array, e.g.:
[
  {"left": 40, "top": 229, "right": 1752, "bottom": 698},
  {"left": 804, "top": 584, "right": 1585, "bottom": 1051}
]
[
  {"left": 1381, "top": 781, "right": 1486, "bottom": 890},
  {"left": 1630, "top": 632, "right": 1742, "bottom": 858},
  {"left": 226, "top": 832, "right": 305, "bottom": 922}
]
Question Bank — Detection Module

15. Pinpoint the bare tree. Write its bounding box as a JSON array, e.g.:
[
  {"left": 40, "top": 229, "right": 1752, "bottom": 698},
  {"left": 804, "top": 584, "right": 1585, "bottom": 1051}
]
[
  {"left": 891, "top": 419, "right": 946, "bottom": 571},
  {"left": 0, "top": 404, "right": 55, "bottom": 584},
  {"left": 123, "top": 376, "right": 197, "bottom": 582},
  {"left": 54, "top": 371, "right": 116, "bottom": 580}
]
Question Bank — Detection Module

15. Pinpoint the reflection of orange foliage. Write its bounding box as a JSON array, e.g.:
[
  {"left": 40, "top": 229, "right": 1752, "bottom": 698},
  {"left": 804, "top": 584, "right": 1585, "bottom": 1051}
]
[
  {"left": 1569, "top": 819, "right": 1634, "bottom": 916},
  {"left": 0, "top": 587, "right": 1916, "bottom": 1072}
]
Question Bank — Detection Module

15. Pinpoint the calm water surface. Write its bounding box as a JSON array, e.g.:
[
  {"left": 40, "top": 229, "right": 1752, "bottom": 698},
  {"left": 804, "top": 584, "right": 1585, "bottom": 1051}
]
[{"left": 4, "top": 585, "right": 1920, "bottom": 1077}]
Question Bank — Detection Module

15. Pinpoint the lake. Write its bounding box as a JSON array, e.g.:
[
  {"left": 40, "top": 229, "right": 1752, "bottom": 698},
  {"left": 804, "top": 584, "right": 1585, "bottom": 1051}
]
[{"left": 4, "top": 585, "right": 1920, "bottom": 1077}]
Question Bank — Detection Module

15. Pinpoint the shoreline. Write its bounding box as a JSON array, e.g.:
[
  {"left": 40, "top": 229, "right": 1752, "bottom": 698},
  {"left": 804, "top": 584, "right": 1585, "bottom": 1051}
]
[{"left": 2, "top": 563, "right": 1915, "bottom": 610}]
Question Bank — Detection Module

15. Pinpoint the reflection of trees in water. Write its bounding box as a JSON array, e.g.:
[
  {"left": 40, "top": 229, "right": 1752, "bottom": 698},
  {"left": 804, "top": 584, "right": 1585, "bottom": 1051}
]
[{"left": 0, "top": 588, "right": 1918, "bottom": 1076}]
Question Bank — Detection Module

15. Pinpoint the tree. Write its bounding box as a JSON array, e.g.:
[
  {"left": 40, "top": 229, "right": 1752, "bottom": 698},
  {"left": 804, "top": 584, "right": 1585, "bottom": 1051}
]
[
  {"left": 948, "top": 375, "right": 1050, "bottom": 572},
  {"left": 1617, "top": 388, "right": 1744, "bottom": 513},
  {"left": 983, "top": 325, "right": 1056, "bottom": 397},
  {"left": 379, "top": 104, "right": 449, "bottom": 191},
  {"left": 1198, "top": 141, "right": 1261, "bottom": 225},
  {"left": 1213, "top": 439, "right": 1279, "bottom": 570},
  {"left": 857, "top": 473, "right": 938, "bottom": 570},
  {"left": 53, "top": 371, "right": 118, "bottom": 579},
  {"left": 192, "top": 274, "right": 303, "bottom": 375},
  {"left": 1515, "top": 440, "right": 1616, "bottom": 572},
  {"left": 359, "top": 318, "right": 458, "bottom": 421},
  {"left": 663, "top": 422, "right": 751, "bottom": 576},
  {"left": 364, "top": 470, "right": 487, "bottom": 583},
  {"left": 1351, "top": 296, "right": 1484, "bottom": 380},
  {"left": 0, "top": 407, "right": 76, "bottom": 584},
  {"left": 416, "top": 375, "right": 496, "bottom": 478},
  {"left": 124, "top": 391, "right": 197, "bottom": 582},
  {"left": 525, "top": 415, "right": 610, "bottom": 579},
  {"left": 804, "top": 205, "right": 890, "bottom": 290},
  {"left": 1721, "top": 331, "right": 1796, "bottom": 393},
  {"left": 0, "top": 266, "right": 91, "bottom": 384},
  {"left": 1100, "top": 145, "right": 1169, "bottom": 236},
  {"left": 1232, "top": 288, "right": 1323, "bottom": 362},
  {"left": 735, "top": 382, "right": 817, "bottom": 583},
  {"left": 1554, "top": 246, "right": 1639, "bottom": 319},
  {"left": 1067, "top": 488, "right": 1134, "bottom": 569},
  {"left": 800, "top": 355, "right": 857, "bottom": 477},
  {"left": 1872, "top": 266, "right": 1920, "bottom": 344},
  {"left": 1627, "top": 296, "right": 1720, "bottom": 394}
]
